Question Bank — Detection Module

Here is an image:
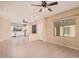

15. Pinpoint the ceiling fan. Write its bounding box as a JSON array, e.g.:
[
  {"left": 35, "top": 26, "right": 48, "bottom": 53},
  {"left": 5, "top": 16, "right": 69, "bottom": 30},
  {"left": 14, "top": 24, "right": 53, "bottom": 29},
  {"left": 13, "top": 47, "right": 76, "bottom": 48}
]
[
  {"left": 32, "top": 1, "right": 58, "bottom": 12},
  {"left": 22, "top": 19, "right": 28, "bottom": 26}
]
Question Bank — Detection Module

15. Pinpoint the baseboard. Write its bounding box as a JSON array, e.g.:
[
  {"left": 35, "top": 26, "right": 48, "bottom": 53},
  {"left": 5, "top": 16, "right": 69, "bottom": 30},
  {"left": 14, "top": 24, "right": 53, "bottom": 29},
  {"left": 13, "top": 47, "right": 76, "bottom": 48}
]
[{"left": 43, "top": 40, "right": 79, "bottom": 51}]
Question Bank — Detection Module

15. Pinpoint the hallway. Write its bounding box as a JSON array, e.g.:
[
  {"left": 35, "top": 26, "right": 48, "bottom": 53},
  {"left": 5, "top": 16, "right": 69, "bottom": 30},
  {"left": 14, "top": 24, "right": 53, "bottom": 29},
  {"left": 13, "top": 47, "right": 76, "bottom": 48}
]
[{"left": 0, "top": 38, "right": 79, "bottom": 58}]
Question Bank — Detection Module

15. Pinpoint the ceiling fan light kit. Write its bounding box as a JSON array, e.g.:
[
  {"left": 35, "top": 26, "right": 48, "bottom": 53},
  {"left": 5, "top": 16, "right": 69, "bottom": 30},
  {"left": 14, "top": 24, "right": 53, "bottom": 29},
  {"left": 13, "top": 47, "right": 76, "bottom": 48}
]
[{"left": 32, "top": 1, "right": 58, "bottom": 12}]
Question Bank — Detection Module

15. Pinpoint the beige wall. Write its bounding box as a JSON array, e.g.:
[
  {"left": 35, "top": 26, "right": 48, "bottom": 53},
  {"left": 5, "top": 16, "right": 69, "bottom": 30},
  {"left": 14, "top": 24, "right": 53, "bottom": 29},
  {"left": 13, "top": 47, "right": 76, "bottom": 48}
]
[
  {"left": 43, "top": 7, "right": 79, "bottom": 50},
  {"left": 0, "top": 17, "right": 11, "bottom": 42},
  {"left": 28, "top": 18, "right": 44, "bottom": 41}
]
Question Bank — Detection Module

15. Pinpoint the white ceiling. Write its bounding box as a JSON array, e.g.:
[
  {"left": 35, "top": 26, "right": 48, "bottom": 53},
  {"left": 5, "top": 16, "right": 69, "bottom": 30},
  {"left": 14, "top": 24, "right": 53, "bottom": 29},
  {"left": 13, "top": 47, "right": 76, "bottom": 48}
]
[{"left": 0, "top": 1, "right": 79, "bottom": 23}]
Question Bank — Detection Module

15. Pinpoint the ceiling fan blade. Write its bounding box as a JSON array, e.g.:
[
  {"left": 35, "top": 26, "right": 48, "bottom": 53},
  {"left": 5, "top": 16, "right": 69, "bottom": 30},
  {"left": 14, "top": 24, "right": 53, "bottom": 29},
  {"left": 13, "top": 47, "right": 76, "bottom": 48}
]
[
  {"left": 31, "top": 4, "right": 42, "bottom": 7},
  {"left": 22, "top": 24, "right": 27, "bottom": 26},
  {"left": 42, "top": 1, "right": 46, "bottom": 3},
  {"left": 39, "top": 8, "right": 42, "bottom": 12},
  {"left": 47, "top": 7, "right": 52, "bottom": 12},
  {"left": 23, "top": 19, "right": 28, "bottom": 23},
  {"left": 47, "top": 2, "right": 58, "bottom": 6}
]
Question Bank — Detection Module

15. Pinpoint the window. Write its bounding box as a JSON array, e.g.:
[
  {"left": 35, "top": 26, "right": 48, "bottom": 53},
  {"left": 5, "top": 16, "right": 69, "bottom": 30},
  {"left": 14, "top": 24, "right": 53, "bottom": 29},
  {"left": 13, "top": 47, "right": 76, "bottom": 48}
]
[
  {"left": 54, "top": 16, "right": 75, "bottom": 37},
  {"left": 63, "top": 27, "right": 71, "bottom": 34},
  {"left": 32, "top": 25, "right": 36, "bottom": 33},
  {"left": 13, "top": 26, "right": 22, "bottom": 31}
]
